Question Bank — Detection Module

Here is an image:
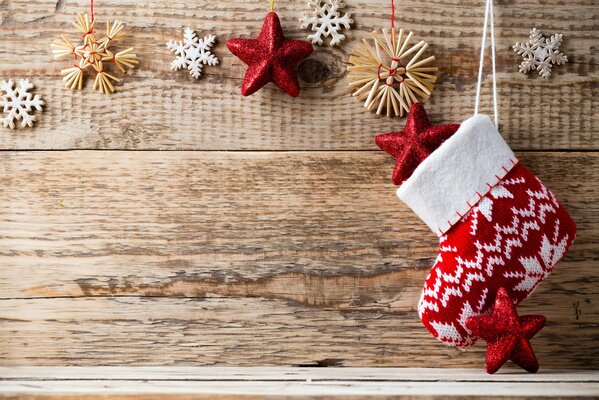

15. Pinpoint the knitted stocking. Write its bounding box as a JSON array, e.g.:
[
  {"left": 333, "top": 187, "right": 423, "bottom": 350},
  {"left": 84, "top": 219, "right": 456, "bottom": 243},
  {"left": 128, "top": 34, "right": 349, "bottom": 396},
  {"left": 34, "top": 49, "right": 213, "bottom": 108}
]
[{"left": 395, "top": 113, "right": 576, "bottom": 346}]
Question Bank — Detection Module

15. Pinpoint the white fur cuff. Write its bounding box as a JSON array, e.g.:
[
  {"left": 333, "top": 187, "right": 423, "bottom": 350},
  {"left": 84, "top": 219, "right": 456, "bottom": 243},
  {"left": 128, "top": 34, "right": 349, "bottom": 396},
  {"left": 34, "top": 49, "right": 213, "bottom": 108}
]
[{"left": 396, "top": 114, "right": 517, "bottom": 236}]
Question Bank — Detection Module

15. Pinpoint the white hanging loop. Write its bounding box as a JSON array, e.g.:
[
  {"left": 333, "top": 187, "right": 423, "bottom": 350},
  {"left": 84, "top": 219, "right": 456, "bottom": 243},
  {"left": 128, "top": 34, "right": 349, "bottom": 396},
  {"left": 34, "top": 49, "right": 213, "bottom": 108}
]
[{"left": 474, "top": 0, "right": 498, "bottom": 126}]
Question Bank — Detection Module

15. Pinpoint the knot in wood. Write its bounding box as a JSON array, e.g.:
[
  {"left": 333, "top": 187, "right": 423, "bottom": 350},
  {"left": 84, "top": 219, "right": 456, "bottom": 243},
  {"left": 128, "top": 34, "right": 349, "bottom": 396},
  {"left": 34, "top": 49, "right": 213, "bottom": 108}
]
[{"left": 297, "top": 58, "right": 331, "bottom": 84}]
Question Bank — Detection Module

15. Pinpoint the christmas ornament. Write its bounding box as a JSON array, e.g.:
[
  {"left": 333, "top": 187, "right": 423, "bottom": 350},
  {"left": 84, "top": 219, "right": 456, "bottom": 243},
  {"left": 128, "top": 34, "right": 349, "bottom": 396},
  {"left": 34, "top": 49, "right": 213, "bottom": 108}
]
[
  {"left": 300, "top": 0, "right": 353, "bottom": 46},
  {"left": 1, "top": 79, "right": 44, "bottom": 129},
  {"left": 513, "top": 28, "right": 567, "bottom": 79},
  {"left": 167, "top": 28, "right": 219, "bottom": 80},
  {"left": 377, "top": 0, "right": 576, "bottom": 362},
  {"left": 347, "top": 0, "right": 437, "bottom": 117},
  {"left": 51, "top": 1, "right": 139, "bottom": 94},
  {"left": 375, "top": 102, "right": 459, "bottom": 185},
  {"left": 466, "top": 288, "right": 546, "bottom": 374},
  {"left": 227, "top": 1, "right": 313, "bottom": 97},
  {"left": 412, "top": 116, "right": 576, "bottom": 347}
]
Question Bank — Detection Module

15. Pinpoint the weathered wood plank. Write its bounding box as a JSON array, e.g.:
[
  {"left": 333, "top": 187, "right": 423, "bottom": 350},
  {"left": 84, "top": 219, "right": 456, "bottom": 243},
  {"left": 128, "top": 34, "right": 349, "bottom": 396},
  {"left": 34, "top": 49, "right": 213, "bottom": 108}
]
[
  {"left": 0, "top": 151, "right": 595, "bottom": 298},
  {"left": 1, "top": 380, "right": 598, "bottom": 399},
  {"left": 0, "top": 296, "right": 596, "bottom": 368},
  {"left": 0, "top": 368, "right": 598, "bottom": 399},
  {"left": 0, "top": 0, "right": 596, "bottom": 150},
  {"left": 0, "top": 151, "right": 596, "bottom": 367},
  {"left": 3, "top": 366, "right": 598, "bottom": 381}
]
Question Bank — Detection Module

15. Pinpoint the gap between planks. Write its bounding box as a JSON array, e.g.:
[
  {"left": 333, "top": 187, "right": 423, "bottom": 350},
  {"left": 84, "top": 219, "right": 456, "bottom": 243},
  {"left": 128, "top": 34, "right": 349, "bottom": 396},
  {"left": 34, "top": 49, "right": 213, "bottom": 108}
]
[{"left": 1, "top": 149, "right": 599, "bottom": 153}]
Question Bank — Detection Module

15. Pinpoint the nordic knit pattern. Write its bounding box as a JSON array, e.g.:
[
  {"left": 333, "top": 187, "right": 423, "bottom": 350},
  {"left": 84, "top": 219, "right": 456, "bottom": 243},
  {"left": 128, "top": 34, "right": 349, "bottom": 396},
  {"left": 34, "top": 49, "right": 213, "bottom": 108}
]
[{"left": 418, "top": 164, "right": 576, "bottom": 346}]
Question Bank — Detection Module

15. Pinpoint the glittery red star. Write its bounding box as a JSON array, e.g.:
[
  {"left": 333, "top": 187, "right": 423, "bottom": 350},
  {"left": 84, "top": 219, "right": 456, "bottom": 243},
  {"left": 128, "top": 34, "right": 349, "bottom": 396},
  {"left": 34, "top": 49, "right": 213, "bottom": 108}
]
[
  {"left": 226, "top": 12, "right": 313, "bottom": 97},
  {"left": 375, "top": 102, "right": 460, "bottom": 185},
  {"left": 466, "top": 288, "right": 546, "bottom": 374}
]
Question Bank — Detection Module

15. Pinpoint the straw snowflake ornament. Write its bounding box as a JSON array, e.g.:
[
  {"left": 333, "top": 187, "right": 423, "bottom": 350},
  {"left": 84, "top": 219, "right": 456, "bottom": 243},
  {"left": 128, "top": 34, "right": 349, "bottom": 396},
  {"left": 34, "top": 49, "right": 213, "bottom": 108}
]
[
  {"left": 347, "top": 0, "right": 437, "bottom": 117},
  {"left": 51, "top": 5, "right": 139, "bottom": 94}
]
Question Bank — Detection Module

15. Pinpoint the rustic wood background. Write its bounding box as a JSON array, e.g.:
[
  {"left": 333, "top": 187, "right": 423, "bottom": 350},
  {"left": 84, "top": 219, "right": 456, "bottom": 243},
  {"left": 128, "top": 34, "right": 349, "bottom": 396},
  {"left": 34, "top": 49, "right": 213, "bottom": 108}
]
[
  {"left": 1, "top": 367, "right": 598, "bottom": 398},
  {"left": 0, "top": 0, "right": 597, "bottom": 369}
]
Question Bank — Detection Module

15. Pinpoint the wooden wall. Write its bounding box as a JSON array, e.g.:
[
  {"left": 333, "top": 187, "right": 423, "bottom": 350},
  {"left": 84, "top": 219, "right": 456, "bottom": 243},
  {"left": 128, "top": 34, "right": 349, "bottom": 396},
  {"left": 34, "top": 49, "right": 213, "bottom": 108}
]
[{"left": 0, "top": 0, "right": 597, "bottom": 368}]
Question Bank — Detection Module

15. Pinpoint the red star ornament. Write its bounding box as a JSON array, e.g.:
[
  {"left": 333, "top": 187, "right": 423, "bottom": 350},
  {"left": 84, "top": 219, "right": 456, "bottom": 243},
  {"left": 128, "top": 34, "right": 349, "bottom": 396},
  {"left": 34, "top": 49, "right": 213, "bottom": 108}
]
[
  {"left": 227, "top": 12, "right": 313, "bottom": 97},
  {"left": 375, "top": 102, "right": 460, "bottom": 185},
  {"left": 466, "top": 288, "right": 547, "bottom": 374}
]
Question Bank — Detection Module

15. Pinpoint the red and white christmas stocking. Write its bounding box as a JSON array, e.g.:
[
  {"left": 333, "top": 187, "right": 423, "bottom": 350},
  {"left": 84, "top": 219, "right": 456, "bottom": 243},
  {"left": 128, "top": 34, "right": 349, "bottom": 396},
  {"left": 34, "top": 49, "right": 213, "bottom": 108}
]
[{"left": 376, "top": 104, "right": 576, "bottom": 347}]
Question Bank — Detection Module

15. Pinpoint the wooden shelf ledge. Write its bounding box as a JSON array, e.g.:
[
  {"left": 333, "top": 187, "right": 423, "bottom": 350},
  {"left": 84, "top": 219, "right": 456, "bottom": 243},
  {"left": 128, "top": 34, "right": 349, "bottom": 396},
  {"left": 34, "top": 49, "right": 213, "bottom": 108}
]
[{"left": 0, "top": 367, "right": 598, "bottom": 399}]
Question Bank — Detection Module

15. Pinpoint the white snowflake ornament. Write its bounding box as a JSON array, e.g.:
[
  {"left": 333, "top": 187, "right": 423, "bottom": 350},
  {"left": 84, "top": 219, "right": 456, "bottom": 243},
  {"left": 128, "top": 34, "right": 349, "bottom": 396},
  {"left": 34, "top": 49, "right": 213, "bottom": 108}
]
[
  {"left": 1, "top": 79, "right": 44, "bottom": 129},
  {"left": 301, "top": 0, "right": 353, "bottom": 46},
  {"left": 513, "top": 28, "right": 568, "bottom": 79},
  {"left": 167, "top": 28, "right": 219, "bottom": 79}
]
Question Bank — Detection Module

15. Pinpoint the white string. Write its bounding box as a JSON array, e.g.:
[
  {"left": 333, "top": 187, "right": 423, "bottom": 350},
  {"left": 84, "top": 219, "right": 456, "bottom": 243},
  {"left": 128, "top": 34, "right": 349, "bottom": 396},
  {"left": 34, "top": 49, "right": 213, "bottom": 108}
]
[
  {"left": 474, "top": 0, "right": 498, "bottom": 126},
  {"left": 474, "top": 0, "right": 489, "bottom": 117},
  {"left": 489, "top": 0, "right": 498, "bottom": 125}
]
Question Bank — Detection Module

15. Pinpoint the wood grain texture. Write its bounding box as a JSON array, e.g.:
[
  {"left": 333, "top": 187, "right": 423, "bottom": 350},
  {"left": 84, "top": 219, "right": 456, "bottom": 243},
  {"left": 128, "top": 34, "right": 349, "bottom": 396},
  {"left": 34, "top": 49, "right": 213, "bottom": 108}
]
[
  {"left": 0, "top": 368, "right": 598, "bottom": 399},
  {"left": 3, "top": 366, "right": 598, "bottom": 380},
  {"left": 0, "top": 0, "right": 597, "bottom": 150},
  {"left": 1, "top": 0, "right": 597, "bottom": 374},
  {"left": 0, "top": 151, "right": 596, "bottom": 367}
]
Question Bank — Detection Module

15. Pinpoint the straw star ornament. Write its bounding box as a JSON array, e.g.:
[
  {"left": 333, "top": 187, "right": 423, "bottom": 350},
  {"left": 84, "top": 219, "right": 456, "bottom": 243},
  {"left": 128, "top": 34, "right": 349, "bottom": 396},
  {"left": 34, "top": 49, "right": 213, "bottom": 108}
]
[
  {"left": 348, "top": 28, "right": 437, "bottom": 117},
  {"left": 51, "top": 5, "right": 139, "bottom": 94}
]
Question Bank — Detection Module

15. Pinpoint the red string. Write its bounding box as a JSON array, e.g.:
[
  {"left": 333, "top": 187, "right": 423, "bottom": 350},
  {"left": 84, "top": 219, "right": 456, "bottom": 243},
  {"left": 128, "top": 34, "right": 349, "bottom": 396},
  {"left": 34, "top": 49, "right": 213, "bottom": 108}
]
[
  {"left": 90, "top": 0, "right": 95, "bottom": 22},
  {"left": 378, "top": 57, "right": 405, "bottom": 86},
  {"left": 390, "top": 0, "right": 395, "bottom": 29},
  {"left": 377, "top": 63, "right": 384, "bottom": 80}
]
